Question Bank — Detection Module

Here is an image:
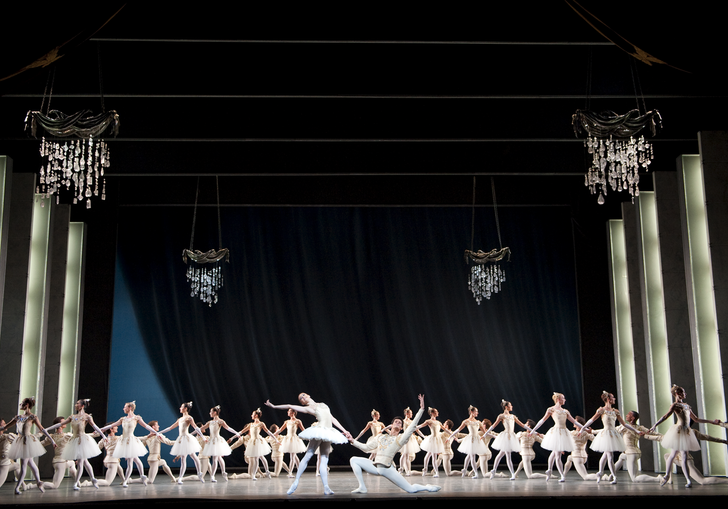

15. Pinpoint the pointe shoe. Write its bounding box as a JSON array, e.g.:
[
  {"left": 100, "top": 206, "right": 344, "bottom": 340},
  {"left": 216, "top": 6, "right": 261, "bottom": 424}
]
[
  {"left": 211, "top": 477, "right": 217, "bottom": 483},
  {"left": 141, "top": 475, "right": 148, "bottom": 486},
  {"left": 559, "top": 475, "right": 566, "bottom": 483},
  {"left": 223, "top": 472, "right": 228, "bottom": 481},
  {"left": 14, "top": 486, "right": 21, "bottom": 495},
  {"left": 198, "top": 473, "right": 205, "bottom": 483},
  {"left": 686, "top": 481, "right": 692, "bottom": 488},
  {"left": 324, "top": 486, "right": 334, "bottom": 495},
  {"left": 74, "top": 482, "right": 81, "bottom": 491},
  {"left": 596, "top": 471, "right": 603, "bottom": 484},
  {"left": 545, "top": 470, "right": 552, "bottom": 482},
  {"left": 426, "top": 484, "right": 442, "bottom": 492},
  {"left": 37, "top": 482, "right": 45, "bottom": 493},
  {"left": 660, "top": 476, "right": 668, "bottom": 487},
  {"left": 122, "top": 480, "right": 128, "bottom": 488},
  {"left": 177, "top": 479, "right": 184, "bottom": 485},
  {"left": 92, "top": 478, "right": 99, "bottom": 489},
  {"left": 287, "top": 479, "right": 299, "bottom": 495},
  {"left": 352, "top": 486, "right": 367, "bottom": 493}
]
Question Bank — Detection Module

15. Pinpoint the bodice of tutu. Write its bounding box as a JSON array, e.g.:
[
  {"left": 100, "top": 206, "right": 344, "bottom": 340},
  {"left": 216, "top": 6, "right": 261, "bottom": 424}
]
[
  {"left": 313, "top": 403, "right": 334, "bottom": 428},
  {"left": 69, "top": 415, "right": 88, "bottom": 437},
  {"left": 249, "top": 422, "right": 263, "bottom": 441},
  {"left": 15, "top": 414, "right": 34, "bottom": 436},
  {"left": 178, "top": 419, "right": 192, "bottom": 436},
  {"left": 552, "top": 408, "right": 568, "bottom": 428},
  {"left": 464, "top": 420, "right": 481, "bottom": 441},
  {"left": 428, "top": 421, "right": 442, "bottom": 435},
  {"left": 209, "top": 420, "right": 222, "bottom": 440},
  {"left": 285, "top": 420, "right": 299, "bottom": 436},
  {"left": 121, "top": 416, "right": 138, "bottom": 438},
  {"left": 502, "top": 414, "right": 517, "bottom": 435},
  {"left": 600, "top": 409, "right": 617, "bottom": 430},
  {"left": 674, "top": 403, "right": 691, "bottom": 430},
  {"left": 371, "top": 421, "right": 384, "bottom": 436}
]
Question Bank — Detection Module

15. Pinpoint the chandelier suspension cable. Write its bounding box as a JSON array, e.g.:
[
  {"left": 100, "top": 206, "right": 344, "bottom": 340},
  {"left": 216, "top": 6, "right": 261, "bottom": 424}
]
[
  {"left": 97, "top": 41, "right": 106, "bottom": 114},
  {"left": 470, "top": 176, "right": 476, "bottom": 252},
  {"left": 216, "top": 176, "right": 223, "bottom": 249},
  {"left": 491, "top": 176, "right": 502, "bottom": 250},
  {"left": 189, "top": 176, "right": 200, "bottom": 251},
  {"left": 629, "top": 54, "right": 647, "bottom": 115}
]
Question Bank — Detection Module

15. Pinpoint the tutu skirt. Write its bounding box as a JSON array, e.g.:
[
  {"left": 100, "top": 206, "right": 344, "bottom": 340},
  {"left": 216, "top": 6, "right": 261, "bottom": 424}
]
[
  {"left": 279, "top": 434, "right": 307, "bottom": 454},
  {"left": 590, "top": 429, "right": 626, "bottom": 453},
  {"left": 245, "top": 438, "right": 272, "bottom": 457},
  {"left": 62, "top": 434, "right": 102, "bottom": 460},
  {"left": 491, "top": 432, "right": 520, "bottom": 453},
  {"left": 8, "top": 435, "right": 47, "bottom": 459},
  {"left": 458, "top": 436, "right": 488, "bottom": 455},
  {"left": 299, "top": 426, "right": 348, "bottom": 445},
  {"left": 170, "top": 434, "right": 201, "bottom": 456},
  {"left": 420, "top": 434, "right": 445, "bottom": 454},
  {"left": 202, "top": 436, "right": 233, "bottom": 457},
  {"left": 113, "top": 436, "right": 148, "bottom": 459},
  {"left": 402, "top": 435, "right": 421, "bottom": 455},
  {"left": 661, "top": 424, "right": 700, "bottom": 451},
  {"left": 540, "top": 427, "right": 576, "bottom": 452}
]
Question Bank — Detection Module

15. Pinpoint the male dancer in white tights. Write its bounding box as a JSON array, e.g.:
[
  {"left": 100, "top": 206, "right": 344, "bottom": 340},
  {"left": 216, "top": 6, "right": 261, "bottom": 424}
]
[{"left": 347, "top": 394, "right": 441, "bottom": 494}]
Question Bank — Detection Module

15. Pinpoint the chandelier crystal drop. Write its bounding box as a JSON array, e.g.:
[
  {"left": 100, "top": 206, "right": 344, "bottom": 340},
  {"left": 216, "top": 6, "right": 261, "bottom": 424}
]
[
  {"left": 183, "top": 249, "right": 229, "bottom": 307},
  {"left": 468, "top": 263, "right": 505, "bottom": 305},
  {"left": 573, "top": 109, "right": 661, "bottom": 205}
]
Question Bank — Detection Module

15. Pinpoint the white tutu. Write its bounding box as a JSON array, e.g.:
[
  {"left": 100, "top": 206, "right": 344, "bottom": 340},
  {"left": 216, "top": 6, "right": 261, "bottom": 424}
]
[
  {"left": 245, "top": 438, "right": 272, "bottom": 457},
  {"left": 62, "top": 433, "right": 102, "bottom": 460},
  {"left": 299, "top": 426, "right": 348, "bottom": 444},
  {"left": 202, "top": 436, "right": 232, "bottom": 457},
  {"left": 540, "top": 427, "right": 576, "bottom": 452},
  {"left": 420, "top": 434, "right": 445, "bottom": 454},
  {"left": 458, "top": 436, "right": 488, "bottom": 455},
  {"left": 8, "top": 435, "right": 47, "bottom": 459},
  {"left": 491, "top": 432, "right": 520, "bottom": 453},
  {"left": 402, "top": 434, "right": 421, "bottom": 455},
  {"left": 279, "top": 434, "right": 307, "bottom": 454},
  {"left": 113, "top": 436, "right": 148, "bottom": 459},
  {"left": 170, "top": 434, "right": 201, "bottom": 456},
  {"left": 590, "top": 429, "right": 626, "bottom": 453},
  {"left": 661, "top": 424, "right": 700, "bottom": 451}
]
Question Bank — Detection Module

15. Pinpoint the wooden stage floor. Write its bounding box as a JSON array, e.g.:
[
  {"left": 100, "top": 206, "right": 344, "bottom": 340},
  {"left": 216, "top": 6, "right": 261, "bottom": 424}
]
[{"left": 2, "top": 468, "right": 728, "bottom": 505}]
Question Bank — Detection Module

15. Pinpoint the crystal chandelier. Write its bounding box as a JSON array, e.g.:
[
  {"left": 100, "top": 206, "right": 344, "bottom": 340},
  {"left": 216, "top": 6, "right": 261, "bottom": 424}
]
[
  {"left": 573, "top": 109, "right": 662, "bottom": 205},
  {"left": 465, "top": 248, "right": 510, "bottom": 304},
  {"left": 183, "top": 177, "right": 229, "bottom": 306},
  {"left": 465, "top": 177, "right": 510, "bottom": 305},
  {"left": 25, "top": 109, "right": 118, "bottom": 208}
]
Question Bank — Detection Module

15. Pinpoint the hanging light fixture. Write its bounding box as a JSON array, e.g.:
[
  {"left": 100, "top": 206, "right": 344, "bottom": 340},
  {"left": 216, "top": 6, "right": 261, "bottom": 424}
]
[
  {"left": 183, "top": 176, "right": 229, "bottom": 307},
  {"left": 572, "top": 109, "right": 661, "bottom": 205},
  {"left": 465, "top": 177, "right": 511, "bottom": 304},
  {"left": 25, "top": 109, "right": 118, "bottom": 208}
]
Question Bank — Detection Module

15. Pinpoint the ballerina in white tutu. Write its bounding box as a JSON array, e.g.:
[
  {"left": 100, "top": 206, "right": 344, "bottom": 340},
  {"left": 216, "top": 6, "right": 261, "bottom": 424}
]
[
  {"left": 265, "top": 393, "right": 351, "bottom": 495},
  {"left": 355, "top": 409, "right": 384, "bottom": 460},
  {"left": 0, "top": 397, "right": 56, "bottom": 495},
  {"left": 101, "top": 401, "right": 159, "bottom": 487},
  {"left": 448, "top": 405, "right": 487, "bottom": 479},
  {"left": 199, "top": 405, "right": 240, "bottom": 482},
  {"left": 580, "top": 391, "right": 641, "bottom": 484},
  {"left": 416, "top": 407, "right": 449, "bottom": 478},
  {"left": 158, "top": 401, "right": 207, "bottom": 484},
  {"left": 274, "top": 408, "right": 306, "bottom": 477},
  {"left": 48, "top": 398, "right": 107, "bottom": 490},
  {"left": 484, "top": 400, "right": 532, "bottom": 480},
  {"left": 399, "top": 406, "right": 421, "bottom": 476},
  {"left": 236, "top": 408, "right": 278, "bottom": 480},
  {"left": 650, "top": 385, "right": 721, "bottom": 488},
  {"left": 530, "top": 392, "right": 583, "bottom": 482}
]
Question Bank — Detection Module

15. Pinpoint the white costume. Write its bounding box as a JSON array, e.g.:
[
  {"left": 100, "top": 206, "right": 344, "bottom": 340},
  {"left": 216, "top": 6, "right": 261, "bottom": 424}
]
[
  {"left": 8, "top": 415, "right": 47, "bottom": 460},
  {"left": 61, "top": 415, "right": 103, "bottom": 461},
  {"left": 661, "top": 403, "right": 700, "bottom": 451},
  {"left": 491, "top": 414, "right": 520, "bottom": 453},
  {"left": 540, "top": 408, "right": 576, "bottom": 452},
  {"left": 590, "top": 409, "right": 627, "bottom": 452},
  {"left": 113, "top": 416, "right": 149, "bottom": 459}
]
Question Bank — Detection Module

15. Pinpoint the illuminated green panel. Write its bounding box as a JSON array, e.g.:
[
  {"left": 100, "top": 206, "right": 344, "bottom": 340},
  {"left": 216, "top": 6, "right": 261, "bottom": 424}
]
[
  {"left": 638, "top": 191, "right": 670, "bottom": 471},
  {"left": 608, "top": 221, "right": 638, "bottom": 417},
  {"left": 57, "top": 222, "right": 84, "bottom": 417},
  {"left": 681, "top": 154, "right": 727, "bottom": 475},
  {"left": 19, "top": 197, "right": 52, "bottom": 405}
]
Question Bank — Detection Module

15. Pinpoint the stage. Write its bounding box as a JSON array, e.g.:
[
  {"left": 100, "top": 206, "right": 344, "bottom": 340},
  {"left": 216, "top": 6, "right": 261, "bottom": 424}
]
[{"left": 2, "top": 468, "right": 727, "bottom": 505}]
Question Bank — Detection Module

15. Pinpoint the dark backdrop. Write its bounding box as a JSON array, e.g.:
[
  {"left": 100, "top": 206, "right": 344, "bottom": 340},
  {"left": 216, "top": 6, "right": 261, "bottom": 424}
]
[{"left": 113, "top": 204, "right": 583, "bottom": 466}]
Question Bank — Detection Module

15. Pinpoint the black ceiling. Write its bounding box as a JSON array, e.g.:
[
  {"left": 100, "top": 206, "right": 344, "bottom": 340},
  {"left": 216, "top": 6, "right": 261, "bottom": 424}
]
[{"left": 1, "top": 2, "right": 726, "bottom": 216}]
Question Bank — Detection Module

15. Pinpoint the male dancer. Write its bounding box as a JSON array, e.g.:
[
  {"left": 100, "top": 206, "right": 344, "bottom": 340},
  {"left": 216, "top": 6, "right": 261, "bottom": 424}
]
[{"left": 347, "top": 394, "right": 441, "bottom": 494}]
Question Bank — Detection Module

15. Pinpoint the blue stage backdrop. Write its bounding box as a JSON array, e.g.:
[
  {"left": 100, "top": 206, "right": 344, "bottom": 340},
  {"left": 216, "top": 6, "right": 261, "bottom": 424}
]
[{"left": 109, "top": 205, "right": 583, "bottom": 467}]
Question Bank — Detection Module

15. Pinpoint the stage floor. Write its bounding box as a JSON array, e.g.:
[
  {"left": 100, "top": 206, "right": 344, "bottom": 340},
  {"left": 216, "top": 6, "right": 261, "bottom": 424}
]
[{"left": 2, "top": 469, "right": 728, "bottom": 505}]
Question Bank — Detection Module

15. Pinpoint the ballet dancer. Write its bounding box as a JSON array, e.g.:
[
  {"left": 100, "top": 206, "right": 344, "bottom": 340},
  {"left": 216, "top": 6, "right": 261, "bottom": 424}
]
[
  {"left": 265, "top": 393, "right": 351, "bottom": 495},
  {"left": 131, "top": 421, "right": 176, "bottom": 484},
  {"left": 650, "top": 384, "right": 721, "bottom": 488},
  {"left": 0, "top": 419, "right": 21, "bottom": 489},
  {"left": 0, "top": 397, "right": 56, "bottom": 494},
  {"left": 563, "top": 416, "right": 600, "bottom": 481},
  {"left": 348, "top": 394, "right": 441, "bottom": 494},
  {"left": 199, "top": 405, "right": 240, "bottom": 482},
  {"left": 102, "top": 401, "right": 159, "bottom": 487},
  {"left": 267, "top": 424, "right": 287, "bottom": 476},
  {"left": 530, "top": 392, "right": 583, "bottom": 482},
  {"left": 477, "top": 419, "right": 498, "bottom": 477},
  {"left": 416, "top": 406, "right": 448, "bottom": 478},
  {"left": 236, "top": 408, "right": 277, "bottom": 480},
  {"left": 439, "top": 419, "right": 458, "bottom": 476},
  {"left": 398, "top": 406, "right": 421, "bottom": 476},
  {"left": 355, "top": 409, "right": 384, "bottom": 460},
  {"left": 274, "top": 408, "right": 306, "bottom": 477},
  {"left": 83, "top": 423, "right": 124, "bottom": 487},
  {"left": 581, "top": 391, "right": 642, "bottom": 484},
  {"left": 37, "top": 417, "right": 78, "bottom": 490},
  {"left": 158, "top": 401, "right": 207, "bottom": 484},
  {"left": 448, "top": 405, "right": 487, "bottom": 479},
  {"left": 48, "top": 398, "right": 108, "bottom": 490},
  {"left": 484, "top": 400, "right": 532, "bottom": 480},
  {"left": 613, "top": 411, "right": 661, "bottom": 482},
  {"left": 513, "top": 419, "right": 547, "bottom": 479}
]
